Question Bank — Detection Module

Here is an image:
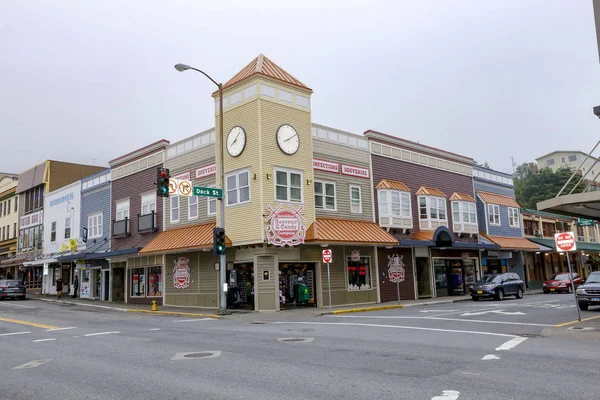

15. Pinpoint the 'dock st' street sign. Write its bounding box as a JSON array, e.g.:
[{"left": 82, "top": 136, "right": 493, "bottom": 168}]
[
  {"left": 555, "top": 232, "right": 576, "bottom": 252},
  {"left": 322, "top": 249, "right": 332, "bottom": 263},
  {"left": 577, "top": 218, "right": 595, "bottom": 227},
  {"left": 193, "top": 186, "right": 223, "bottom": 198}
]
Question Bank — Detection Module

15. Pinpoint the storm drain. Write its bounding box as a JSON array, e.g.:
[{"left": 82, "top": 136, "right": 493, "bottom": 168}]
[
  {"left": 277, "top": 337, "right": 314, "bottom": 343},
  {"left": 250, "top": 321, "right": 266, "bottom": 325},
  {"left": 518, "top": 333, "right": 541, "bottom": 338},
  {"left": 568, "top": 327, "right": 595, "bottom": 331},
  {"left": 171, "top": 351, "right": 221, "bottom": 360}
]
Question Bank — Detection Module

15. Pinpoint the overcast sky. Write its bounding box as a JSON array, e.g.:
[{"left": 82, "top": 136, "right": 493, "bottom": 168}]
[{"left": 2, "top": 0, "right": 599, "bottom": 174}]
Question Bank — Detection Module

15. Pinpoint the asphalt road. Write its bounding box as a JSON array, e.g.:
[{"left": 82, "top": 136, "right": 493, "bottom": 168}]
[{"left": 0, "top": 294, "right": 598, "bottom": 400}]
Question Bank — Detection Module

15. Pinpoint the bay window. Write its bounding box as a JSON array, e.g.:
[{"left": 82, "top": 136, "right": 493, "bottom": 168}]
[
  {"left": 451, "top": 201, "right": 477, "bottom": 233},
  {"left": 419, "top": 196, "right": 447, "bottom": 229},
  {"left": 378, "top": 189, "right": 412, "bottom": 229}
]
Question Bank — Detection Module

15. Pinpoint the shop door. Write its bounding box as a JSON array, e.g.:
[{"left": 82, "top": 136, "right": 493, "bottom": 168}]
[
  {"left": 416, "top": 257, "right": 432, "bottom": 298},
  {"left": 103, "top": 270, "right": 110, "bottom": 301},
  {"left": 111, "top": 267, "right": 125, "bottom": 302},
  {"left": 278, "top": 263, "right": 317, "bottom": 309},
  {"left": 434, "top": 260, "right": 449, "bottom": 297}
]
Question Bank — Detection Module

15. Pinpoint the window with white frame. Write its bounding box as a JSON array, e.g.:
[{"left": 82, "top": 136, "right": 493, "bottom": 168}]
[
  {"left": 314, "top": 181, "right": 335, "bottom": 210},
  {"left": 419, "top": 196, "right": 447, "bottom": 222},
  {"left": 508, "top": 207, "right": 520, "bottom": 228},
  {"left": 188, "top": 194, "right": 198, "bottom": 220},
  {"left": 451, "top": 201, "right": 477, "bottom": 232},
  {"left": 141, "top": 193, "right": 156, "bottom": 216},
  {"left": 275, "top": 168, "right": 302, "bottom": 203},
  {"left": 226, "top": 169, "right": 250, "bottom": 206},
  {"left": 488, "top": 204, "right": 500, "bottom": 225},
  {"left": 207, "top": 186, "right": 217, "bottom": 215},
  {"left": 116, "top": 200, "right": 130, "bottom": 221},
  {"left": 568, "top": 154, "right": 577, "bottom": 162},
  {"left": 350, "top": 185, "right": 362, "bottom": 214},
  {"left": 88, "top": 212, "right": 103, "bottom": 239},
  {"left": 64, "top": 216, "right": 71, "bottom": 239},
  {"left": 50, "top": 221, "right": 57, "bottom": 242},
  {"left": 170, "top": 195, "right": 180, "bottom": 223},
  {"left": 589, "top": 225, "right": 597, "bottom": 243},
  {"left": 378, "top": 190, "right": 412, "bottom": 228},
  {"left": 546, "top": 158, "right": 555, "bottom": 166}
]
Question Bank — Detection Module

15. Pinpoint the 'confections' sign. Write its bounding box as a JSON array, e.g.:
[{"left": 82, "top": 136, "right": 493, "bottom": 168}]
[{"left": 313, "top": 159, "right": 340, "bottom": 174}]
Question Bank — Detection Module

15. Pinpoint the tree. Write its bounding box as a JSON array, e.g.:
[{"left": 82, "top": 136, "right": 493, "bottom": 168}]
[
  {"left": 514, "top": 163, "right": 586, "bottom": 209},
  {"left": 474, "top": 160, "right": 491, "bottom": 169}
]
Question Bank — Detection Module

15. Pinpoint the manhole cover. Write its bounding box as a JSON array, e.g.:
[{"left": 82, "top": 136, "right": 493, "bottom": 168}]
[
  {"left": 568, "top": 327, "right": 595, "bottom": 331},
  {"left": 277, "top": 337, "right": 314, "bottom": 343},
  {"left": 184, "top": 352, "right": 214, "bottom": 358},
  {"left": 171, "top": 351, "right": 221, "bottom": 360}
]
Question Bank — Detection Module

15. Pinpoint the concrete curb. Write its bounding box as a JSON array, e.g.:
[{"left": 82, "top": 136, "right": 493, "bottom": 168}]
[
  {"left": 30, "top": 297, "right": 221, "bottom": 319},
  {"left": 331, "top": 304, "right": 404, "bottom": 315}
]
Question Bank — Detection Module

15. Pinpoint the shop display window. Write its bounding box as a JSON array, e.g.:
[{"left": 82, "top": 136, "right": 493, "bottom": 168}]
[
  {"left": 131, "top": 268, "right": 145, "bottom": 297},
  {"left": 147, "top": 266, "right": 162, "bottom": 297},
  {"left": 347, "top": 256, "right": 371, "bottom": 290}
]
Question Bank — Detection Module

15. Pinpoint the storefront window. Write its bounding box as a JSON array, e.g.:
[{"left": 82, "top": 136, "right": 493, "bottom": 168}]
[
  {"left": 147, "top": 266, "right": 162, "bottom": 297},
  {"left": 131, "top": 268, "right": 145, "bottom": 297},
  {"left": 347, "top": 256, "right": 371, "bottom": 290}
]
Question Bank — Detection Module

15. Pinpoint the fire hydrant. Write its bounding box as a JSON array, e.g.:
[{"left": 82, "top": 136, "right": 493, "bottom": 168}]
[{"left": 151, "top": 301, "right": 158, "bottom": 311}]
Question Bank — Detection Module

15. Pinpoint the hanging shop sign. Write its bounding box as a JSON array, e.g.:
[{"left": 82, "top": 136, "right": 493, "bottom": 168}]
[
  {"left": 173, "top": 257, "right": 191, "bottom": 289},
  {"left": 387, "top": 254, "right": 406, "bottom": 283},
  {"left": 341, "top": 164, "right": 370, "bottom": 179},
  {"left": 19, "top": 210, "right": 43, "bottom": 229},
  {"left": 196, "top": 164, "right": 217, "bottom": 179},
  {"left": 351, "top": 250, "right": 360, "bottom": 262},
  {"left": 264, "top": 204, "right": 306, "bottom": 247},
  {"left": 313, "top": 159, "right": 340, "bottom": 174}
]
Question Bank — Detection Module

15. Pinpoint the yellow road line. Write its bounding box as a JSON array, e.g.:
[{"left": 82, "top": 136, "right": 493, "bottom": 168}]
[
  {"left": 554, "top": 315, "right": 600, "bottom": 327},
  {"left": 332, "top": 305, "right": 404, "bottom": 315},
  {"left": 0, "top": 317, "right": 59, "bottom": 330}
]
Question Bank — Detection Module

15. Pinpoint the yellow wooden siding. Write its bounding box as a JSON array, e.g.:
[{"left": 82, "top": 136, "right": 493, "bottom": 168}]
[
  {"left": 164, "top": 252, "right": 219, "bottom": 308},
  {"left": 256, "top": 255, "right": 276, "bottom": 310}
]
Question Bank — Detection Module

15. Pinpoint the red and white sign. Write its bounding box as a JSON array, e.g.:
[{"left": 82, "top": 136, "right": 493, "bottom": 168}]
[
  {"left": 20, "top": 210, "right": 43, "bottom": 229},
  {"left": 351, "top": 250, "right": 360, "bottom": 262},
  {"left": 264, "top": 204, "right": 306, "bottom": 247},
  {"left": 387, "top": 254, "right": 406, "bottom": 283},
  {"left": 341, "top": 164, "right": 370, "bottom": 179},
  {"left": 555, "top": 232, "right": 576, "bottom": 252},
  {"left": 313, "top": 159, "right": 340, "bottom": 174},
  {"left": 196, "top": 164, "right": 217, "bottom": 179},
  {"left": 171, "top": 171, "right": 191, "bottom": 181},
  {"left": 322, "top": 249, "right": 332, "bottom": 263},
  {"left": 168, "top": 179, "right": 179, "bottom": 195},
  {"left": 173, "top": 257, "right": 191, "bottom": 289}
]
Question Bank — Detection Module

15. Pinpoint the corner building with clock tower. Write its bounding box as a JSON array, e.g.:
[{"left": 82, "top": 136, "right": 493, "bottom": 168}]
[{"left": 141, "top": 55, "right": 397, "bottom": 312}]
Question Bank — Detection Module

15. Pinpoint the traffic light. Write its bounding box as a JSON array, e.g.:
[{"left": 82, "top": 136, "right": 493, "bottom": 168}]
[
  {"left": 157, "top": 167, "right": 170, "bottom": 197},
  {"left": 213, "top": 227, "right": 226, "bottom": 256}
]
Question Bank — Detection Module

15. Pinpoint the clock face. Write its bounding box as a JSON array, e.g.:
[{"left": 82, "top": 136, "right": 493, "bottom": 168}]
[
  {"left": 276, "top": 124, "right": 299, "bottom": 155},
  {"left": 226, "top": 126, "right": 246, "bottom": 157}
]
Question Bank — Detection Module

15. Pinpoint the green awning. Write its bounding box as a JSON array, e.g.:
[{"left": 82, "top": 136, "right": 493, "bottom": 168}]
[{"left": 527, "top": 237, "right": 600, "bottom": 252}]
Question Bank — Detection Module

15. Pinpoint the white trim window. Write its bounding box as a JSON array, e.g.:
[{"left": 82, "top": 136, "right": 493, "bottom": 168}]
[
  {"left": 170, "top": 195, "right": 180, "bottom": 223},
  {"left": 589, "top": 225, "right": 597, "bottom": 243},
  {"left": 275, "top": 168, "right": 302, "bottom": 203},
  {"left": 141, "top": 193, "right": 156, "bottom": 216},
  {"left": 314, "top": 181, "right": 336, "bottom": 210},
  {"left": 488, "top": 204, "right": 500, "bottom": 225},
  {"left": 50, "top": 221, "right": 57, "bottom": 242},
  {"left": 188, "top": 194, "right": 198, "bottom": 220},
  {"left": 419, "top": 196, "right": 447, "bottom": 229},
  {"left": 226, "top": 169, "right": 250, "bottom": 206},
  {"left": 350, "top": 185, "right": 362, "bottom": 214},
  {"left": 116, "top": 200, "right": 130, "bottom": 221},
  {"left": 451, "top": 201, "right": 477, "bottom": 233},
  {"left": 378, "top": 190, "right": 412, "bottom": 228},
  {"left": 88, "top": 212, "right": 103, "bottom": 239},
  {"left": 508, "top": 207, "right": 520, "bottom": 228},
  {"left": 64, "top": 216, "right": 71, "bottom": 239},
  {"left": 207, "top": 186, "right": 217, "bottom": 216}
]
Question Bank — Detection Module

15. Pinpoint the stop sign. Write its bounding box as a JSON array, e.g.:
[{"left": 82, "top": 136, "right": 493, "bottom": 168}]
[
  {"left": 322, "top": 249, "right": 332, "bottom": 263},
  {"left": 555, "top": 232, "right": 576, "bottom": 252}
]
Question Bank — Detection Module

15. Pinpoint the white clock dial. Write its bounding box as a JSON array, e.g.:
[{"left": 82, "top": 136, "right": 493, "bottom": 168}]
[
  {"left": 227, "top": 126, "right": 246, "bottom": 157},
  {"left": 276, "top": 124, "right": 299, "bottom": 155}
]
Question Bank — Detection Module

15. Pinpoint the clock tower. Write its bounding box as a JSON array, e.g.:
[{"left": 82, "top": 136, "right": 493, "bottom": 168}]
[{"left": 213, "top": 54, "right": 315, "bottom": 246}]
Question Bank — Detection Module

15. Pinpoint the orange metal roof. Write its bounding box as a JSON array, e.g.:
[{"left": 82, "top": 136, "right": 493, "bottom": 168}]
[
  {"left": 480, "top": 232, "right": 539, "bottom": 250},
  {"left": 477, "top": 191, "right": 520, "bottom": 208},
  {"left": 449, "top": 192, "right": 476, "bottom": 202},
  {"left": 139, "top": 223, "right": 232, "bottom": 255},
  {"left": 411, "top": 230, "right": 435, "bottom": 242},
  {"left": 220, "top": 54, "right": 312, "bottom": 93},
  {"left": 375, "top": 179, "right": 411, "bottom": 192},
  {"left": 416, "top": 186, "right": 446, "bottom": 197},
  {"left": 305, "top": 218, "right": 398, "bottom": 245}
]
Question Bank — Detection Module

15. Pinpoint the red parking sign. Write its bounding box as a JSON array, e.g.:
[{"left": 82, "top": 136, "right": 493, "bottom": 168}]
[
  {"left": 555, "top": 232, "right": 576, "bottom": 252},
  {"left": 322, "top": 249, "right": 332, "bottom": 263}
]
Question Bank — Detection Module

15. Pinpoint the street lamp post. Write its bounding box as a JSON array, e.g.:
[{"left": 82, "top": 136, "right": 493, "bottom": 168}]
[{"left": 174, "top": 63, "right": 227, "bottom": 314}]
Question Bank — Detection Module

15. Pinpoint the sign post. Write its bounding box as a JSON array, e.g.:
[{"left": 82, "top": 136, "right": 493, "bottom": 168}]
[
  {"left": 387, "top": 254, "right": 406, "bottom": 304},
  {"left": 555, "top": 232, "right": 581, "bottom": 321},
  {"left": 323, "top": 249, "right": 333, "bottom": 312}
]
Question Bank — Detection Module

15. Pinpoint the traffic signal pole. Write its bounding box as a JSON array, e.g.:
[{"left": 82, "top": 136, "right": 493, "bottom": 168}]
[{"left": 218, "top": 83, "right": 227, "bottom": 315}]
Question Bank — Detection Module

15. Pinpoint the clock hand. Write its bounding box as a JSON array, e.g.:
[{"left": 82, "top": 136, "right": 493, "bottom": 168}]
[
  {"left": 231, "top": 132, "right": 241, "bottom": 145},
  {"left": 284, "top": 133, "right": 298, "bottom": 142}
]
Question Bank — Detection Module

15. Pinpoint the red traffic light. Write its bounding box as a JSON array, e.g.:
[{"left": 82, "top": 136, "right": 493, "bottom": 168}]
[{"left": 160, "top": 171, "right": 168, "bottom": 178}]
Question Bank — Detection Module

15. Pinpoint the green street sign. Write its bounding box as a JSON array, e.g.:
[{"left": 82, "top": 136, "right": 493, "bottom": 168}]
[
  {"left": 193, "top": 186, "right": 222, "bottom": 198},
  {"left": 578, "top": 218, "right": 595, "bottom": 227}
]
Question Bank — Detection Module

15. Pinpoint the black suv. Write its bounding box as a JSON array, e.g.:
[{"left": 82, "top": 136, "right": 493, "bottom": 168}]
[
  {"left": 575, "top": 272, "right": 600, "bottom": 311},
  {"left": 470, "top": 273, "right": 525, "bottom": 301}
]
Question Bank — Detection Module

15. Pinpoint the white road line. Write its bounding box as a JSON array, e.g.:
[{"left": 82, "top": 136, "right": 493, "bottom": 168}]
[
  {"left": 45, "top": 327, "right": 76, "bottom": 332},
  {"left": 495, "top": 336, "right": 528, "bottom": 351},
  {"left": 148, "top": 328, "right": 160, "bottom": 331},
  {"left": 172, "top": 318, "right": 212, "bottom": 323},
  {"left": 0, "top": 331, "right": 31, "bottom": 337},
  {"left": 329, "top": 315, "right": 553, "bottom": 327},
  {"left": 13, "top": 359, "right": 52, "bottom": 369},
  {"left": 84, "top": 331, "right": 120, "bottom": 337},
  {"left": 431, "top": 390, "right": 460, "bottom": 399},
  {"left": 274, "top": 321, "right": 517, "bottom": 337},
  {"left": 0, "top": 302, "right": 36, "bottom": 309},
  {"left": 33, "top": 338, "right": 56, "bottom": 343},
  {"left": 481, "top": 354, "right": 500, "bottom": 360}
]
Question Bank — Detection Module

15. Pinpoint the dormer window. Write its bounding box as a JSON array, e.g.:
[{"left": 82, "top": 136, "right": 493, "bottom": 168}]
[
  {"left": 416, "top": 186, "right": 447, "bottom": 230},
  {"left": 376, "top": 179, "right": 412, "bottom": 229}
]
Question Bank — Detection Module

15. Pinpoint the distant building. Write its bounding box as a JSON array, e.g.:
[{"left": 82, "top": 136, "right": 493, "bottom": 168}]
[
  {"left": 0, "top": 173, "right": 19, "bottom": 278},
  {"left": 535, "top": 150, "right": 600, "bottom": 178}
]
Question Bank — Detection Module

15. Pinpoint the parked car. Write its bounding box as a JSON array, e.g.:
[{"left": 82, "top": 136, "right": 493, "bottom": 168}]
[
  {"left": 470, "top": 273, "right": 525, "bottom": 301},
  {"left": 542, "top": 272, "right": 584, "bottom": 294},
  {"left": 575, "top": 272, "right": 600, "bottom": 311},
  {"left": 0, "top": 279, "right": 26, "bottom": 300}
]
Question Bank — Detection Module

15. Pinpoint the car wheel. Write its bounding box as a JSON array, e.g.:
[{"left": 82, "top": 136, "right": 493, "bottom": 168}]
[
  {"left": 472, "top": 296, "right": 480, "bottom": 301},
  {"left": 495, "top": 289, "right": 504, "bottom": 301},
  {"left": 515, "top": 288, "right": 524, "bottom": 299},
  {"left": 579, "top": 302, "right": 589, "bottom": 311}
]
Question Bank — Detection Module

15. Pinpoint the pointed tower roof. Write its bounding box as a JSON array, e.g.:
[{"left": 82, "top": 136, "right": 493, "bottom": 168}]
[{"left": 219, "top": 54, "right": 312, "bottom": 93}]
